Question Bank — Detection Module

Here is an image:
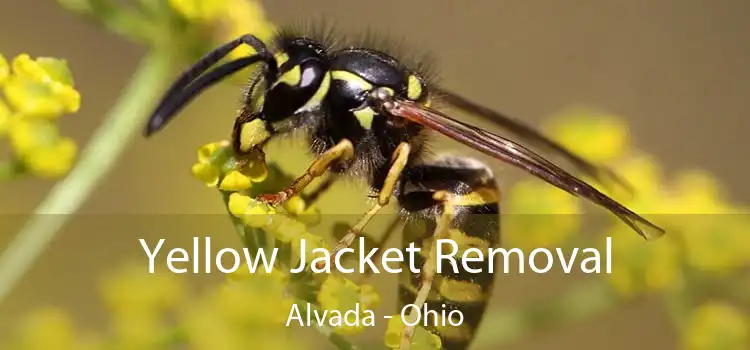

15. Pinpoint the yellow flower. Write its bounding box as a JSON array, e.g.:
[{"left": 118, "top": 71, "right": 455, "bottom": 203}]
[
  {"left": 197, "top": 141, "right": 227, "bottom": 163},
  {"left": 685, "top": 301, "right": 748, "bottom": 350},
  {"left": 0, "top": 98, "right": 12, "bottom": 135},
  {"left": 283, "top": 195, "right": 307, "bottom": 215},
  {"left": 191, "top": 162, "right": 220, "bottom": 186},
  {"left": 317, "top": 276, "right": 381, "bottom": 335},
  {"left": 605, "top": 227, "right": 682, "bottom": 297},
  {"left": 606, "top": 153, "right": 664, "bottom": 205},
  {"left": 545, "top": 108, "right": 631, "bottom": 163},
  {"left": 14, "top": 308, "right": 78, "bottom": 350},
  {"left": 4, "top": 54, "right": 80, "bottom": 118},
  {"left": 271, "top": 216, "right": 308, "bottom": 243},
  {"left": 7, "top": 118, "right": 78, "bottom": 178},
  {"left": 214, "top": 281, "right": 294, "bottom": 327},
  {"left": 220, "top": 0, "right": 277, "bottom": 59},
  {"left": 191, "top": 141, "right": 268, "bottom": 188},
  {"left": 292, "top": 232, "right": 330, "bottom": 262},
  {"left": 181, "top": 269, "right": 296, "bottom": 350},
  {"left": 12, "top": 54, "right": 75, "bottom": 85},
  {"left": 384, "top": 316, "right": 443, "bottom": 350},
  {"left": 219, "top": 170, "right": 253, "bottom": 191},
  {"left": 505, "top": 179, "right": 583, "bottom": 249},
  {"left": 7, "top": 117, "right": 58, "bottom": 155},
  {"left": 168, "top": 0, "right": 226, "bottom": 23},
  {"left": 227, "top": 192, "right": 252, "bottom": 216},
  {"left": 0, "top": 53, "right": 8, "bottom": 85},
  {"left": 110, "top": 310, "right": 164, "bottom": 349},
  {"left": 667, "top": 171, "right": 750, "bottom": 272},
  {"left": 100, "top": 263, "right": 185, "bottom": 316},
  {"left": 227, "top": 192, "right": 276, "bottom": 227},
  {"left": 23, "top": 136, "right": 77, "bottom": 178},
  {"left": 227, "top": 263, "right": 290, "bottom": 284}
]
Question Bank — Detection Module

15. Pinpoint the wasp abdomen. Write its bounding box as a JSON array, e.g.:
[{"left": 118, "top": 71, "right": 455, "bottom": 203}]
[{"left": 398, "top": 156, "right": 501, "bottom": 350}]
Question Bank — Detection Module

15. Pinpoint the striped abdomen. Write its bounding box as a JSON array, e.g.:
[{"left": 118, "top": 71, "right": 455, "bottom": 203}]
[{"left": 397, "top": 157, "right": 501, "bottom": 350}]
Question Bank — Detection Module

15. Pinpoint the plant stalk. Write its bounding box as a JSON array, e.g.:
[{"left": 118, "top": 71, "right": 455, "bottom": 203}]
[{"left": 0, "top": 49, "right": 173, "bottom": 304}]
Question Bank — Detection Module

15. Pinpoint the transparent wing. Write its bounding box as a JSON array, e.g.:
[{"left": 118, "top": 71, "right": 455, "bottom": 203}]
[
  {"left": 435, "top": 87, "right": 633, "bottom": 194},
  {"left": 384, "top": 98, "right": 665, "bottom": 239}
]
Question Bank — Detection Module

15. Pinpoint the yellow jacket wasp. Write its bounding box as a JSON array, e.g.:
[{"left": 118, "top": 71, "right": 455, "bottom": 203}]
[{"left": 144, "top": 25, "right": 665, "bottom": 350}]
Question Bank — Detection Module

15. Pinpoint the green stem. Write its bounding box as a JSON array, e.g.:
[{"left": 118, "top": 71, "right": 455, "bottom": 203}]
[{"left": 0, "top": 50, "right": 173, "bottom": 304}]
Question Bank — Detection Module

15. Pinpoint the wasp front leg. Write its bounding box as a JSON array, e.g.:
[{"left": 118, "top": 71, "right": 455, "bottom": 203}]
[{"left": 256, "top": 139, "right": 355, "bottom": 205}]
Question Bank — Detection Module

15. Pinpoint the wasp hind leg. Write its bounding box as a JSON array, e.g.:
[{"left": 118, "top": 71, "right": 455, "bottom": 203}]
[{"left": 397, "top": 155, "right": 501, "bottom": 350}]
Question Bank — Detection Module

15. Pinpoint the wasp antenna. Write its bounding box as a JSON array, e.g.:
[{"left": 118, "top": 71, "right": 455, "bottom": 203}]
[
  {"left": 144, "top": 34, "right": 276, "bottom": 137},
  {"left": 144, "top": 56, "right": 268, "bottom": 136}
]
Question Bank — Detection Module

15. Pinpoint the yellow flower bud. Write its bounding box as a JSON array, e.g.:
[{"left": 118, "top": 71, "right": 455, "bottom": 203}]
[
  {"left": 317, "top": 276, "right": 381, "bottom": 335},
  {"left": 8, "top": 118, "right": 60, "bottom": 156},
  {"left": 505, "top": 180, "right": 582, "bottom": 249},
  {"left": 0, "top": 54, "right": 8, "bottom": 85},
  {"left": 296, "top": 206, "right": 322, "bottom": 226},
  {"left": 17, "top": 308, "right": 77, "bottom": 350},
  {"left": 271, "top": 217, "right": 307, "bottom": 243},
  {"left": 190, "top": 162, "right": 220, "bottom": 186},
  {"left": 24, "top": 137, "right": 77, "bottom": 178},
  {"left": 222, "top": 0, "right": 277, "bottom": 60},
  {"left": 282, "top": 196, "right": 306, "bottom": 215},
  {"left": 290, "top": 232, "right": 329, "bottom": 259},
  {"left": 197, "top": 141, "right": 225, "bottom": 163},
  {"left": 545, "top": 108, "right": 630, "bottom": 163},
  {"left": 227, "top": 193, "right": 252, "bottom": 217},
  {"left": 384, "top": 317, "right": 442, "bottom": 350},
  {"left": 3, "top": 75, "right": 80, "bottom": 118},
  {"left": 685, "top": 302, "right": 748, "bottom": 350},
  {"left": 605, "top": 228, "right": 681, "bottom": 296},
  {"left": 168, "top": 0, "right": 226, "bottom": 23},
  {"left": 219, "top": 170, "right": 252, "bottom": 191},
  {"left": 4, "top": 54, "right": 80, "bottom": 118},
  {"left": 241, "top": 203, "right": 273, "bottom": 228},
  {"left": 0, "top": 98, "right": 12, "bottom": 136}
]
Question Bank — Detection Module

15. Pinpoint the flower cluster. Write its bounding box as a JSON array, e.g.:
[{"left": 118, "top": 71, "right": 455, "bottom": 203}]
[
  {"left": 685, "top": 301, "right": 748, "bottom": 350},
  {"left": 190, "top": 141, "right": 392, "bottom": 342},
  {"left": 0, "top": 53, "right": 80, "bottom": 179},
  {"left": 3, "top": 263, "right": 308, "bottom": 350},
  {"left": 168, "top": 0, "right": 278, "bottom": 54},
  {"left": 537, "top": 108, "right": 750, "bottom": 349}
]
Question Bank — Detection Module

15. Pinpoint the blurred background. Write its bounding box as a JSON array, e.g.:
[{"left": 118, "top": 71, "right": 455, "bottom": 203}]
[{"left": 0, "top": 0, "right": 748, "bottom": 349}]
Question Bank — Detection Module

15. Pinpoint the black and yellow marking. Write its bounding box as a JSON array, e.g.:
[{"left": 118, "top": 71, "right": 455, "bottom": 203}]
[
  {"left": 145, "top": 27, "right": 662, "bottom": 350},
  {"left": 398, "top": 159, "right": 501, "bottom": 350}
]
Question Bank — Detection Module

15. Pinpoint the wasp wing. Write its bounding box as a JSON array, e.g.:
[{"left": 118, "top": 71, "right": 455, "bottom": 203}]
[
  {"left": 435, "top": 88, "right": 632, "bottom": 194},
  {"left": 384, "top": 98, "right": 665, "bottom": 239}
]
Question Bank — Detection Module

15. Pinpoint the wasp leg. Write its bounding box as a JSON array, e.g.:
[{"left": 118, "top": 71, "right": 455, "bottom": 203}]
[
  {"left": 326, "top": 142, "right": 411, "bottom": 261},
  {"left": 301, "top": 174, "right": 339, "bottom": 207},
  {"left": 400, "top": 191, "right": 456, "bottom": 350},
  {"left": 398, "top": 155, "right": 501, "bottom": 350},
  {"left": 356, "top": 217, "right": 402, "bottom": 283},
  {"left": 257, "top": 139, "right": 355, "bottom": 205}
]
